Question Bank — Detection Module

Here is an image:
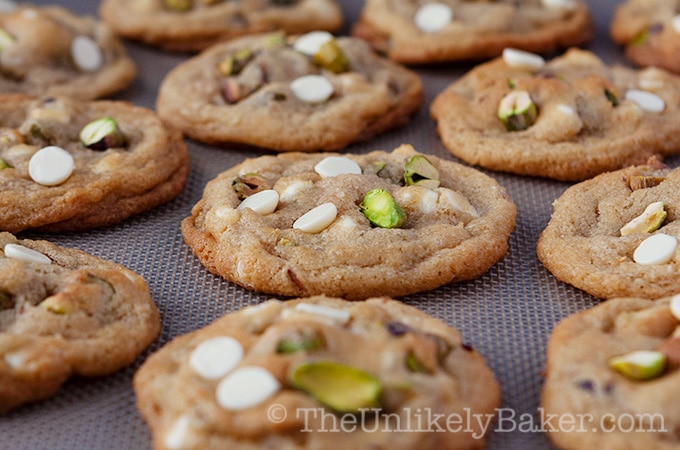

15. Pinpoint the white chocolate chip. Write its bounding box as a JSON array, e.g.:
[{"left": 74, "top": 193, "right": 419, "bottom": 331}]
[
  {"left": 71, "top": 35, "right": 103, "bottom": 72},
  {"left": 541, "top": 0, "right": 577, "bottom": 11},
  {"left": 437, "top": 188, "right": 479, "bottom": 217},
  {"left": 189, "top": 336, "right": 243, "bottom": 380},
  {"left": 557, "top": 104, "right": 575, "bottom": 115},
  {"left": 293, "top": 202, "right": 337, "bottom": 233},
  {"left": 414, "top": 3, "right": 453, "bottom": 33},
  {"left": 294, "top": 303, "right": 351, "bottom": 325},
  {"left": 28, "top": 146, "right": 74, "bottom": 186},
  {"left": 4, "top": 351, "right": 27, "bottom": 369},
  {"left": 21, "top": 8, "right": 37, "bottom": 19},
  {"left": 673, "top": 15, "right": 680, "bottom": 34},
  {"left": 314, "top": 156, "right": 361, "bottom": 178},
  {"left": 0, "top": 0, "right": 17, "bottom": 13},
  {"left": 4, "top": 244, "right": 51, "bottom": 264},
  {"left": 291, "top": 75, "right": 334, "bottom": 104},
  {"left": 216, "top": 366, "right": 280, "bottom": 410},
  {"left": 625, "top": 89, "right": 665, "bottom": 113},
  {"left": 164, "top": 415, "right": 192, "bottom": 450},
  {"left": 633, "top": 233, "right": 677, "bottom": 265},
  {"left": 237, "top": 189, "right": 279, "bottom": 215},
  {"left": 277, "top": 179, "right": 313, "bottom": 203},
  {"left": 502, "top": 48, "right": 545, "bottom": 71},
  {"left": 670, "top": 294, "right": 680, "bottom": 322},
  {"left": 293, "top": 31, "right": 334, "bottom": 56}
]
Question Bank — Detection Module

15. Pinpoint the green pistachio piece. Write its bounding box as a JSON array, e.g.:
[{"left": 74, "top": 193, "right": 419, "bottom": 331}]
[
  {"left": 39, "top": 293, "right": 76, "bottom": 315},
  {"left": 498, "top": 90, "right": 538, "bottom": 131},
  {"left": 290, "top": 361, "right": 382, "bottom": 413},
  {"left": 620, "top": 201, "right": 667, "bottom": 236},
  {"left": 164, "top": 0, "right": 193, "bottom": 11},
  {"left": 232, "top": 173, "right": 271, "bottom": 200},
  {"left": 79, "top": 117, "right": 127, "bottom": 151},
  {"left": 406, "top": 353, "right": 428, "bottom": 373},
  {"left": 360, "top": 189, "right": 406, "bottom": 228},
  {"left": 631, "top": 30, "right": 648, "bottom": 46},
  {"left": 605, "top": 88, "right": 619, "bottom": 107},
  {"left": 0, "top": 27, "right": 14, "bottom": 53},
  {"left": 277, "top": 333, "right": 323, "bottom": 354},
  {"left": 363, "top": 161, "right": 386, "bottom": 176},
  {"left": 217, "top": 48, "right": 254, "bottom": 76},
  {"left": 628, "top": 175, "right": 665, "bottom": 191},
  {"left": 608, "top": 350, "right": 666, "bottom": 380},
  {"left": 87, "top": 273, "right": 115, "bottom": 301},
  {"left": 404, "top": 155, "right": 440, "bottom": 189},
  {"left": 313, "top": 39, "right": 349, "bottom": 74},
  {"left": 0, "top": 158, "right": 9, "bottom": 170}
]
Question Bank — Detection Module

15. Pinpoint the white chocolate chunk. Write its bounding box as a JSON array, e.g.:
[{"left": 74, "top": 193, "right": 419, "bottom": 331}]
[
  {"left": 557, "top": 104, "right": 575, "bottom": 115},
  {"left": 502, "top": 48, "right": 545, "bottom": 71},
  {"left": 670, "top": 294, "right": 680, "bottom": 322},
  {"left": 237, "top": 189, "right": 279, "bottom": 215},
  {"left": 314, "top": 156, "right": 361, "bottom": 178},
  {"left": 71, "top": 35, "right": 103, "bottom": 72},
  {"left": 295, "top": 303, "right": 351, "bottom": 325},
  {"left": 541, "top": 0, "right": 577, "bottom": 11},
  {"left": 4, "top": 351, "right": 27, "bottom": 369},
  {"left": 414, "top": 3, "right": 453, "bottom": 33},
  {"left": 277, "top": 179, "right": 313, "bottom": 203},
  {"left": 28, "top": 146, "right": 74, "bottom": 186},
  {"left": 216, "top": 366, "right": 280, "bottom": 410},
  {"left": 437, "top": 188, "right": 479, "bottom": 217},
  {"left": 625, "top": 89, "right": 665, "bottom": 113},
  {"left": 0, "top": 0, "right": 17, "bottom": 12},
  {"left": 164, "top": 415, "right": 192, "bottom": 450},
  {"left": 4, "top": 243, "right": 51, "bottom": 264},
  {"left": 291, "top": 75, "right": 334, "bottom": 104},
  {"left": 633, "top": 233, "right": 677, "bottom": 265},
  {"left": 293, "top": 31, "right": 334, "bottom": 56},
  {"left": 293, "top": 202, "right": 337, "bottom": 233},
  {"left": 189, "top": 336, "right": 243, "bottom": 380},
  {"left": 673, "top": 15, "right": 680, "bottom": 34}
]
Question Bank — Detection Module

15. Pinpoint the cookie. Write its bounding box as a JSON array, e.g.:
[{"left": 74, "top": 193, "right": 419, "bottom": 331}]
[
  {"left": 431, "top": 48, "right": 680, "bottom": 181},
  {"left": 0, "top": 232, "right": 160, "bottom": 413},
  {"left": 134, "top": 295, "right": 500, "bottom": 449},
  {"left": 610, "top": 0, "right": 680, "bottom": 74},
  {"left": 99, "top": 0, "right": 343, "bottom": 53},
  {"left": 182, "top": 144, "right": 516, "bottom": 299},
  {"left": 542, "top": 295, "right": 680, "bottom": 449},
  {"left": 537, "top": 159, "right": 680, "bottom": 300},
  {"left": 156, "top": 32, "right": 423, "bottom": 152},
  {"left": 351, "top": 0, "right": 593, "bottom": 64},
  {"left": 0, "top": 94, "right": 189, "bottom": 233},
  {"left": 0, "top": 4, "right": 136, "bottom": 99}
]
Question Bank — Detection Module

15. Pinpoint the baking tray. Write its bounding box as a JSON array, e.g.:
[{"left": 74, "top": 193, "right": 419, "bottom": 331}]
[{"left": 3, "top": 1, "right": 677, "bottom": 449}]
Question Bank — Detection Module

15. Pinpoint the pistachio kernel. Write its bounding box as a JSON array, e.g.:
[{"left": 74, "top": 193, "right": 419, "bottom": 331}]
[
  {"left": 620, "top": 201, "right": 666, "bottom": 236},
  {"left": 0, "top": 26, "right": 14, "bottom": 52},
  {"left": 232, "top": 173, "right": 271, "bottom": 200},
  {"left": 608, "top": 350, "right": 666, "bottom": 380},
  {"left": 363, "top": 161, "right": 387, "bottom": 176},
  {"left": 277, "top": 331, "right": 324, "bottom": 354},
  {"left": 39, "top": 293, "right": 76, "bottom": 315},
  {"left": 313, "top": 39, "right": 349, "bottom": 74},
  {"left": 164, "top": 0, "right": 193, "bottom": 11},
  {"left": 80, "top": 117, "right": 127, "bottom": 151},
  {"left": 605, "top": 88, "right": 619, "bottom": 107},
  {"left": 290, "top": 361, "right": 382, "bottom": 413},
  {"left": 629, "top": 175, "right": 665, "bottom": 191},
  {"left": 406, "top": 353, "right": 429, "bottom": 373},
  {"left": 404, "top": 155, "right": 440, "bottom": 189},
  {"left": 0, "top": 158, "right": 9, "bottom": 170},
  {"left": 217, "top": 48, "right": 255, "bottom": 76},
  {"left": 498, "top": 90, "right": 538, "bottom": 131},
  {"left": 360, "top": 189, "right": 406, "bottom": 228}
]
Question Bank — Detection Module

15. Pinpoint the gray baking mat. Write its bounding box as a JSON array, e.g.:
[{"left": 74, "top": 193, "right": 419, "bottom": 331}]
[{"left": 2, "top": 1, "right": 677, "bottom": 449}]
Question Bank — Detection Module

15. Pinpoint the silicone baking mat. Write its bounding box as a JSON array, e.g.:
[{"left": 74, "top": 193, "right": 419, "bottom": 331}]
[{"left": 3, "top": 1, "right": 677, "bottom": 449}]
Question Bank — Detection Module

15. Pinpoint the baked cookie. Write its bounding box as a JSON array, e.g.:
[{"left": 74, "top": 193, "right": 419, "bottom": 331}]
[
  {"left": 542, "top": 295, "right": 680, "bottom": 449},
  {"left": 182, "top": 144, "right": 516, "bottom": 299},
  {"left": 134, "top": 295, "right": 500, "bottom": 450},
  {"left": 611, "top": 0, "right": 680, "bottom": 75},
  {"left": 156, "top": 32, "right": 423, "bottom": 152},
  {"left": 0, "top": 232, "right": 160, "bottom": 414},
  {"left": 537, "top": 159, "right": 680, "bottom": 300},
  {"left": 0, "top": 3, "right": 136, "bottom": 99},
  {"left": 0, "top": 94, "right": 189, "bottom": 233},
  {"left": 99, "top": 0, "right": 343, "bottom": 52},
  {"left": 431, "top": 48, "right": 680, "bottom": 181},
  {"left": 351, "top": 0, "right": 593, "bottom": 64}
]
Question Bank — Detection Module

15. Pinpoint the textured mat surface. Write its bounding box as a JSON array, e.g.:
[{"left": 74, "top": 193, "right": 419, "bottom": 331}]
[{"left": 3, "top": 1, "right": 678, "bottom": 449}]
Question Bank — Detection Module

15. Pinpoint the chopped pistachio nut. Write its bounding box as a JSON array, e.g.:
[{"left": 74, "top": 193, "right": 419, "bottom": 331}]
[
  {"left": 631, "top": 29, "right": 649, "bottom": 46},
  {"left": 363, "top": 161, "right": 386, "bottom": 176},
  {"left": 290, "top": 361, "right": 382, "bottom": 413},
  {"left": 277, "top": 331, "right": 323, "bottom": 354},
  {"left": 0, "top": 158, "right": 9, "bottom": 170},
  {"left": 629, "top": 175, "right": 665, "bottom": 191},
  {"left": 404, "top": 155, "right": 440, "bottom": 189},
  {"left": 87, "top": 273, "right": 115, "bottom": 300},
  {"left": 406, "top": 353, "right": 429, "bottom": 373},
  {"left": 217, "top": 48, "right": 254, "bottom": 76},
  {"left": 620, "top": 201, "right": 666, "bottom": 236},
  {"left": 80, "top": 117, "right": 127, "bottom": 151},
  {"left": 232, "top": 173, "right": 271, "bottom": 200},
  {"left": 608, "top": 350, "right": 666, "bottom": 380},
  {"left": 0, "top": 26, "right": 14, "bottom": 52},
  {"left": 361, "top": 189, "right": 406, "bottom": 228},
  {"left": 498, "top": 90, "right": 538, "bottom": 131},
  {"left": 39, "top": 293, "right": 76, "bottom": 314},
  {"left": 164, "top": 0, "right": 192, "bottom": 11},
  {"left": 605, "top": 88, "right": 619, "bottom": 107},
  {"left": 313, "top": 39, "right": 349, "bottom": 74}
]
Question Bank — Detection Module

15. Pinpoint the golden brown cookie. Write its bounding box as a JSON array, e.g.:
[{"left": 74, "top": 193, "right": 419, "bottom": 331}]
[
  {"left": 431, "top": 48, "right": 680, "bottom": 181},
  {"left": 99, "top": 0, "right": 343, "bottom": 52},
  {"left": 0, "top": 232, "right": 160, "bottom": 414},
  {"left": 537, "top": 159, "right": 680, "bottom": 299},
  {"left": 134, "top": 296, "right": 500, "bottom": 449},
  {"left": 610, "top": 0, "right": 680, "bottom": 74},
  {"left": 351, "top": 0, "right": 593, "bottom": 64},
  {"left": 182, "top": 144, "right": 516, "bottom": 299},
  {"left": 0, "top": 95, "right": 189, "bottom": 233},
  {"left": 542, "top": 295, "right": 680, "bottom": 449},
  {"left": 156, "top": 32, "right": 423, "bottom": 152},
  {"left": 0, "top": 4, "right": 136, "bottom": 99}
]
